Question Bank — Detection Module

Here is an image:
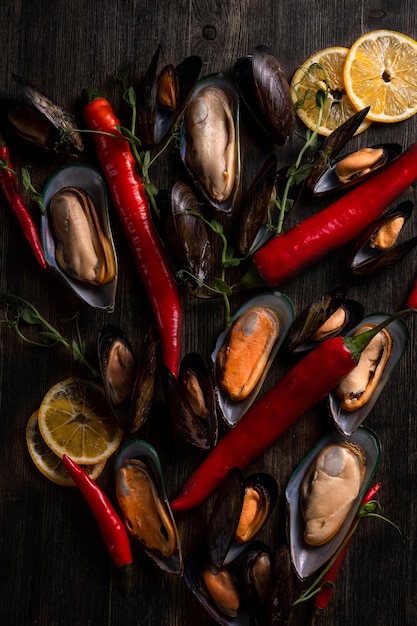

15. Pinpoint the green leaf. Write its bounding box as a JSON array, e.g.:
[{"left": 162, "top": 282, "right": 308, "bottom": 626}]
[
  {"left": 291, "top": 163, "right": 313, "bottom": 185},
  {"left": 21, "top": 306, "right": 40, "bottom": 325},
  {"left": 123, "top": 85, "right": 137, "bottom": 108},
  {"left": 210, "top": 219, "right": 224, "bottom": 234},
  {"left": 213, "top": 278, "right": 232, "bottom": 295}
]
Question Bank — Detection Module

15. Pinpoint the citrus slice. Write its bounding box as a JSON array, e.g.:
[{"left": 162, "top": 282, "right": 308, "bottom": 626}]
[
  {"left": 37, "top": 378, "right": 124, "bottom": 465},
  {"left": 26, "top": 410, "right": 106, "bottom": 486},
  {"left": 290, "top": 46, "right": 372, "bottom": 136},
  {"left": 344, "top": 29, "right": 417, "bottom": 122}
]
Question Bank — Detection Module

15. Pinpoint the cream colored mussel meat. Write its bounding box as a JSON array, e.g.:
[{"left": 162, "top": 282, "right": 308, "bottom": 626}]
[
  {"left": 300, "top": 442, "right": 366, "bottom": 546},
  {"left": 50, "top": 186, "right": 116, "bottom": 285}
]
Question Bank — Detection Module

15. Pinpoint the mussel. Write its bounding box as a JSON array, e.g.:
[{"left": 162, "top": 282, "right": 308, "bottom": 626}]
[
  {"left": 5, "top": 74, "right": 83, "bottom": 156},
  {"left": 180, "top": 74, "right": 240, "bottom": 214},
  {"left": 233, "top": 45, "right": 295, "bottom": 146},
  {"left": 162, "top": 352, "right": 218, "bottom": 450},
  {"left": 311, "top": 143, "right": 402, "bottom": 196},
  {"left": 137, "top": 45, "right": 202, "bottom": 146},
  {"left": 207, "top": 468, "right": 278, "bottom": 568},
  {"left": 41, "top": 163, "right": 118, "bottom": 310},
  {"left": 286, "top": 426, "right": 381, "bottom": 579},
  {"left": 287, "top": 285, "right": 364, "bottom": 352},
  {"left": 348, "top": 201, "right": 417, "bottom": 275},
  {"left": 328, "top": 314, "right": 409, "bottom": 436},
  {"left": 114, "top": 439, "right": 182, "bottom": 575},
  {"left": 98, "top": 325, "right": 157, "bottom": 433},
  {"left": 212, "top": 291, "right": 294, "bottom": 427}
]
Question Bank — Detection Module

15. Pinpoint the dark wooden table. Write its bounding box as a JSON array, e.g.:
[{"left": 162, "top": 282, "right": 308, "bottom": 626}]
[{"left": 1, "top": 1, "right": 416, "bottom": 625}]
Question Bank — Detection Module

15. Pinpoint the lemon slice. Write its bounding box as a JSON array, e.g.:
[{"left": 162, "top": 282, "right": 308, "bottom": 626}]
[
  {"left": 344, "top": 29, "right": 417, "bottom": 122},
  {"left": 37, "top": 378, "right": 124, "bottom": 465},
  {"left": 26, "top": 410, "right": 106, "bottom": 486},
  {"left": 290, "top": 46, "right": 372, "bottom": 136}
]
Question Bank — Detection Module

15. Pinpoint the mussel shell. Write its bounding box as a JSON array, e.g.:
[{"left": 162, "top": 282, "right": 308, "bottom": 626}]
[
  {"left": 169, "top": 181, "right": 214, "bottom": 297},
  {"left": 162, "top": 352, "right": 218, "bottom": 450},
  {"left": 183, "top": 551, "right": 250, "bottom": 626},
  {"left": 268, "top": 544, "right": 294, "bottom": 626},
  {"left": 129, "top": 327, "right": 158, "bottom": 433},
  {"left": 179, "top": 74, "right": 241, "bottom": 214},
  {"left": 114, "top": 439, "right": 183, "bottom": 575},
  {"left": 285, "top": 426, "right": 381, "bottom": 580},
  {"left": 212, "top": 291, "right": 294, "bottom": 427},
  {"left": 287, "top": 286, "right": 364, "bottom": 352},
  {"left": 311, "top": 143, "right": 402, "bottom": 196},
  {"left": 137, "top": 45, "right": 202, "bottom": 146},
  {"left": 242, "top": 541, "right": 274, "bottom": 626},
  {"left": 349, "top": 201, "right": 417, "bottom": 275},
  {"left": 11, "top": 74, "right": 83, "bottom": 156},
  {"left": 207, "top": 468, "right": 278, "bottom": 567},
  {"left": 233, "top": 45, "right": 294, "bottom": 146},
  {"left": 236, "top": 154, "right": 278, "bottom": 256},
  {"left": 41, "top": 163, "right": 118, "bottom": 311},
  {"left": 328, "top": 313, "right": 409, "bottom": 436}
]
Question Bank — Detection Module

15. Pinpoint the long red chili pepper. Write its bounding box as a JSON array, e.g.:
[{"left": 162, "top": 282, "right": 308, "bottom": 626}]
[
  {"left": 62, "top": 455, "right": 132, "bottom": 575},
  {"left": 309, "top": 482, "right": 381, "bottom": 623},
  {"left": 171, "top": 313, "right": 408, "bottom": 512},
  {"left": 406, "top": 277, "right": 417, "bottom": 309},
  {"left": 238, "top": 141, "right": 417, "bottom": 289},
  {"left": 82, "top": 92, "right": 182, "bottom": 378},
  {"left": 0, "top": 133, "right": 46, "bottom": 269}
]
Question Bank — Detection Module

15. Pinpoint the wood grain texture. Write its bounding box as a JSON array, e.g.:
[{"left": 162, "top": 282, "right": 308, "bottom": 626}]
[{"left": 0, "top": 1, "right": 416, "bottom": 625}]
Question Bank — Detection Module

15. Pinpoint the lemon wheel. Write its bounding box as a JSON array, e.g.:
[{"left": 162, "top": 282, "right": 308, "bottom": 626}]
[
  {"left": 26, "top": 411, "right": 106, "bottom": 486},
  {"left": 290, "top": 46, "right": 372, "bottom": 136},
  {"left": 344, "top": 29, "right": 417, "bottom": 123},
  {"left": 37, "top": 378, "right": 124, "bottom": 465}
]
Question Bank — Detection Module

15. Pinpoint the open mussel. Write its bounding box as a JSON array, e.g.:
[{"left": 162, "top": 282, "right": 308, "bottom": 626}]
[
  {"left": 5, "top": 74, "right": 83, "bottom": 156},
  {"left": 286, "top": 426, "right": 381, "bottom": 580},
  {"left": 212, "top": 291, "right": 294, "bottom": 427},
  {"left": 162, "top": 352, "right": 218, "bottom": 450},
  {"left": 98, "top": 325, "right": 157, "bottom": 432},
  {"left": 207, "top": 468, "right": 278, "bottom": 568},
  {"left": 287, "top": 285, "right": 364, "bottom": 352},
  {"left": 328, "top": 314, "right": 409, "bottom": 436},
  {"left": 41, "top": 163, "right": 118, "bottom": 310},
  {"left": 311, "top": 143, "right": 402, "bottom": 196},
  {"left": 348, "top": 201, "right": 417, "bottom": 275},
  {"left": 180, "top": 74, "right": 240, "bottom": 214},
  {"left": 137, "top": 45, "right": 202, "bottom": 146},
  {"left": 114, "top": 439, "right": 182, "bottom": 575},
  {"left": 233, "top": 45, "right": 294, "bottom": 146}
]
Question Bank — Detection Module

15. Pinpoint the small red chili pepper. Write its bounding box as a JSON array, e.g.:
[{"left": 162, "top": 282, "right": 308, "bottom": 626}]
[
  {"left": 82, "top": 91, "right": 182, "bottom": 378},
  {"left": 309, "top": 482, "right": 381, "bottom": 623},
  {"left": 406, "top": 277, "right": 417, "bottom": 309},
  {"left": 237, "top": 141, "right": 417, "bottom": 290},
  {"left": 0, "top": 133, "right": 46, "bottom": 269},
  {"left": 62, "top": 455, "right": 132, "bottom": 586},
  {"left": 171, "top": 313, "right": 409, "bottom": 512}
]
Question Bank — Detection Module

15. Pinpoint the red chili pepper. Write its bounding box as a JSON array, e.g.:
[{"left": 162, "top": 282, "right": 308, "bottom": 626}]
[
  {"left": 238, "top": 142, "right": 417, "bottom": 289},
  {"left": 309, "top": 482, "right": 381, "bottom": 623},
  {"left": 171, "top": 314, "right": 406, "bottom": 512},
  {"left": 82, "top": 92, "right": 182, "bottom": 378},
  {"left": 0, "top": 134, "right": 46, "bottom": 269},
  {"left": 62, "top": 454, "right": 132, "bottom": 576},
  {"left": 406, "top": 277, "right": 417, "bottom": 309}
]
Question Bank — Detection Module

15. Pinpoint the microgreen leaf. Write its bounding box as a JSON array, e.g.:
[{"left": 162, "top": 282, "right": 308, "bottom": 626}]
[
  {"left": 213, "top": 278, "right": 232, "bottom": 295},
  {"left": 21, "top": 166, "right": 45, "bottom": 214}
]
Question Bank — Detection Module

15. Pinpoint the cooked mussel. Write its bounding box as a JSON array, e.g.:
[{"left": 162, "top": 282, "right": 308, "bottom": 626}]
[
  {"left": 114, "top": 439, "right": 182, "bottom": 575},
  {"left": 6, "top": 74, "right": 83, "bottom": 156},
  {"left": 98, "top": 325, "right": 157, "bottom": 432},
  {"left": 162, "top": 352, "right": 218, "bottom": 450},
  {"left": 286, "top": 426, "right": 381, "bottom": 579},
  {"left": 137, "top": 45, "right": 202, "bottom": 146},
  {"left": 311, "top": 143, "right": 402, "bottom": 196},
  {"left": 207, "top": 468, "right": 278, "bottom": 568},
  {"left": 212, "top": 291, "right": 294, "bottom": 427},
  {"left": 180, "top": 74, "right": 240, "bottom": 214},
  {"left": 349, "top": 201, "right": 417, "bottom": 274},
  {"left": 287, "top": 285, "right": 364, "bottom": 352},
  {"left": 328, "top": 314, "right": 409, "bottom": 436},
  {"left": 41, "top": 163, "right": 118, "bottom": 310},
  {"left": 243, "top": 542, "right": 273, "bottom": 626},
  {"left": 233, "top": 45, "right": 295, "bottom": 146}
]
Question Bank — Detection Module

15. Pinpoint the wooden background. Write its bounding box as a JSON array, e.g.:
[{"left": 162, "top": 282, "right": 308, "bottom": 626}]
[{"left": 1, "top": 1, "right": 416, "bottom": 624}]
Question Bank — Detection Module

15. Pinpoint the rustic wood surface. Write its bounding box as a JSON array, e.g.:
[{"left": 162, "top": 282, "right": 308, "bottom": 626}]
[{"left": 1, "top": 1, "right": 416, "bottom": 625}]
